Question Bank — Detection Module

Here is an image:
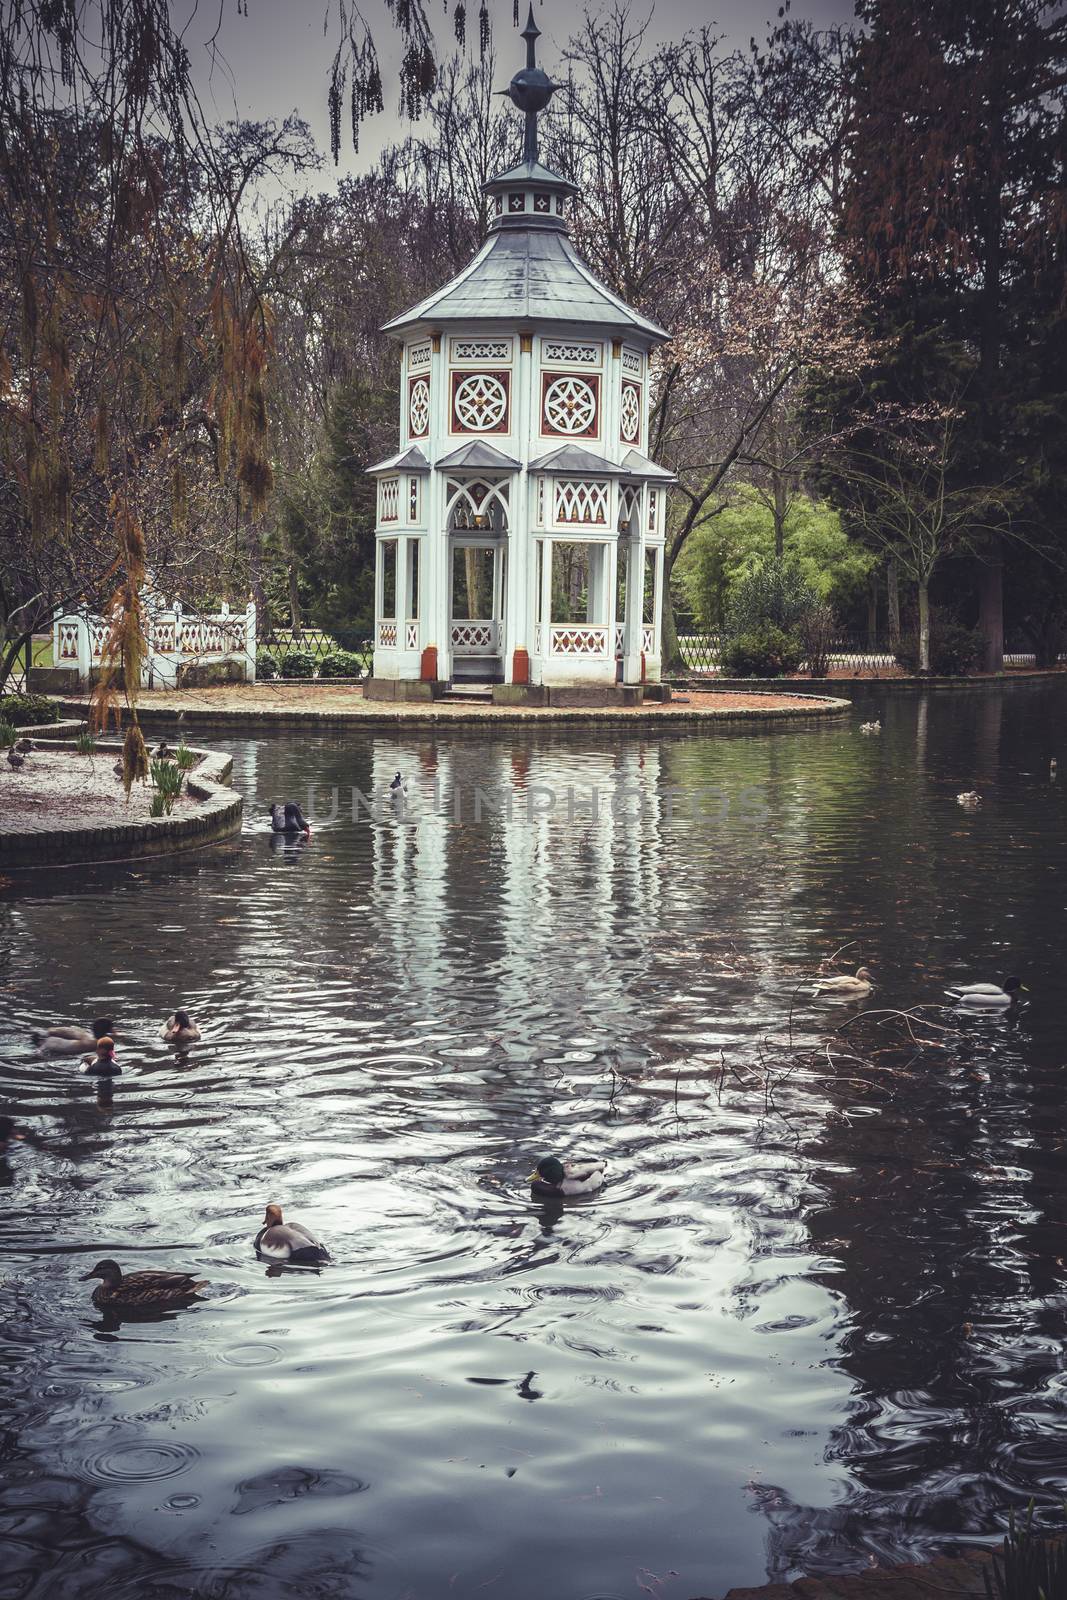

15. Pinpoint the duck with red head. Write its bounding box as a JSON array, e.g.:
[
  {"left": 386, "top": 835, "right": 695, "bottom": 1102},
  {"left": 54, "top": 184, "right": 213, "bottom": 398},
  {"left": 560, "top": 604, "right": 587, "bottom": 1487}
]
[
  {"left": 81, "top": 1037, "right": 120, "bottom": 1076},
  {"left": 254, "top": 1203, "right": 330, "bottom": 1264}
]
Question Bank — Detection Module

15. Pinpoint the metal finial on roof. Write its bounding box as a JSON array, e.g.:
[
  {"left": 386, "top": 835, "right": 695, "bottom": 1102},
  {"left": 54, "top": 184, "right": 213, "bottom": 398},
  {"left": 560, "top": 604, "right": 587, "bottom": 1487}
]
[{"left": 503, "top": 3, "right": 557, "bottom": 163}]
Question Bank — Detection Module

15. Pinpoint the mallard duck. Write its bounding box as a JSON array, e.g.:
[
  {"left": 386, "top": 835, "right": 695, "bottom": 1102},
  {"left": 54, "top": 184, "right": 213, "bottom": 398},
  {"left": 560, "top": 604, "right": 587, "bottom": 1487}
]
[
  {"left": 860, "top": 720, "right": 881, "bottom": 734},
  {"left": 154, "top": 739, "right": 174, "bottom": 760},
  {"left": 254, "top": 1204, "right": 330, "bottom": 1264},
  {"left": 945, "top": 976, "right": 1025, "bottom": 1009},
  {"left": 82, "top": 1259, "right": 208, "bottom": 1308},
  {"left": 14, "top": 737, "right": 32, "bottom": 754},
  {"left": 812, "top": 966, "right": 874, "bottom": 998},
  {"left": 529, "top": 1157, "right": 607, "bottom": 1198},
  {"left": 160, "top": 1008, "right": 201, "bottom": 1044},
  {"left": 33, "top": 1017, "right": 115, "bottom": 1056},
  {"left": 81, "top": 1037, "right": 120, "bottom": 1076},
  {"left": 7, "top": 747, "right": 24, "bottom": 769},
  {"left": 957, "top": 791, "right": 982, "bottom": 807}
]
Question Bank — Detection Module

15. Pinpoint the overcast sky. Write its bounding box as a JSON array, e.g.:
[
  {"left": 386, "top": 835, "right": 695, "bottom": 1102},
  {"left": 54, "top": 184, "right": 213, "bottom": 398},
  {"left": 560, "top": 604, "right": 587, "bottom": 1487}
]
[{"left": 184, "top": 0, "right": 856, "bottom": 185}]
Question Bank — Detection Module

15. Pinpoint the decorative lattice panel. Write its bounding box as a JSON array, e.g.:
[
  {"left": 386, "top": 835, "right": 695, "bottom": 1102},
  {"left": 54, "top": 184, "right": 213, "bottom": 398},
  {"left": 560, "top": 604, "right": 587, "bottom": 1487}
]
[
  {"left": 179, "top": 622, "right": 203, "bottom": 655},
  {"left": 452, "top": 371, "right": 510, "bottom": 433},
  {"left": 554, "top": 478, "right": 608, "bottom": 525},
  {"left": 379, "top": 478, "right": 399, "bottom": 522},
  {"left": 377, "top": 621, "right": 398, "bottom": 648},
  {"left": 57, "top": 622, "right": 80, "bottom": 660},
  {"left": 621, "top": 349, "right": 643, "bottom": 376},
  {"left": 151, "top": 621, "right": 176, "bottom": 652},
  {"left": 408, "top": 341, "right": 432, "bottom": 371},
  {"left": 618, "top": 486, "right": 638, "bottom": 528},
  {"left": 408, "top": 478, "right": 420, "bottom": 521},
  {"left": 642, "top": 627, "right": 656, "bottom": 654},
  {"left": 620, "top": 382, "right": 641, "bottom": 444},
  {"left": 408, "top": 378, "right": 430, "bottom": 438},
  {"left": 451, "top": 621, "right": 499, "bottom": 653},
  {"left": 550, "top": 626, "right": 608, "bottom": 656},
  {"left": 615, "top": 624, "right": 625, "bottom": 655},
  {"left": 533, "top": 624, "right": 543, "bottom": 655},
  {"left": 648, "top": 491, "right": 658, "bottom": 533},
  {"left": 451, "top": 339, "right": 512, "bottom": 363},
  {"left": 405, "top": 621, "right": 419, "bottom": 650},
  {"left": 542, "top": 341, "right": 601, "bottom": 366},
  {"left": 89, "top": 621, "right": 110, "bottom": 659},
  {"left": 542, "top": 373, "right": 599, "bottom": 436}
]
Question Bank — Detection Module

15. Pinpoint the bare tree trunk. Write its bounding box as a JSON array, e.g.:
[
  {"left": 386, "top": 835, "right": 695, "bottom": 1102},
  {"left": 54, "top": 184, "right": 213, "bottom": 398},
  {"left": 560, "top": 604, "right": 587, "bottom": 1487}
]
[
  {"left": 773, "top": 471, "right": 788, "bottom": 560},
  {"left": 886, "top": 556, "right": 901, "bottom": 644},
  {"left": 977, "top": 536, "right": 1004, "bottom": 672},
  {"left": 660, "top": 552, "right": 685, "bottom": 674},
  {"left": 918, "top": 580, "right": 931, "bottom": 674},
  {"left": 287, "top": 560, "right": 303, "bottom": 640}
]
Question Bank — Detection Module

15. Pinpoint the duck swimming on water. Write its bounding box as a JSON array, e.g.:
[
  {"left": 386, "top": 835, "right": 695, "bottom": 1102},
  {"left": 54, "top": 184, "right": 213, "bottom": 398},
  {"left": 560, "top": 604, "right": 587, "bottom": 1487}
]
[
  {"left": 160, "top": 1008, "right": 201, "bottom": 1044},
  {"left": 33, "top": 1018, "right": 114, "bottom": 1056},
  {"left": 529, "top": 1157, "right": 607, "bottom": 1198},
  {"left": 253, "top": 1204, "right": 330, "bottom": 1264},
  {"left": 269, "top": 802, "right": 311, "bottom": 836},
  {"left": 82, "top": 1260, "right": 208, "bottom": 1308},
  {"left": 81, "top": 1037, "right": 120, "bottom": 1076},
  {"left": 945, "top": 976, "right": 1025, "bottom": 1009},
  {"left": 812, "top": 966, "right": 874, "bottom": 998}
]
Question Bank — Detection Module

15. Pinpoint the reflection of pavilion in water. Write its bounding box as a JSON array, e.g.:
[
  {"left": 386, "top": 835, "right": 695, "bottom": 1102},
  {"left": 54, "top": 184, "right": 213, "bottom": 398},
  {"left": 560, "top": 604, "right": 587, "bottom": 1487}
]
[{"left": 367, "top": 740, "right": 665, "bottom": 1016}]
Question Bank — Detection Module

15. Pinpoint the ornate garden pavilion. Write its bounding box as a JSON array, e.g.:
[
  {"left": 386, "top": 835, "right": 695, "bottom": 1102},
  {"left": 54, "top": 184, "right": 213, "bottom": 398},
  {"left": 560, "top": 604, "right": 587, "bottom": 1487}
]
[{"left": 367, "top": 9, "right": 673, "bottom": 700}]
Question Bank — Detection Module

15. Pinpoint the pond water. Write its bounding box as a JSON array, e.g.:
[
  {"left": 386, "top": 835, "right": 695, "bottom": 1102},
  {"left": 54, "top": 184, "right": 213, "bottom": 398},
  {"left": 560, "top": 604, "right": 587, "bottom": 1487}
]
[{"left": 1, "top": 682, "right": 1066, "bottom": 1600}]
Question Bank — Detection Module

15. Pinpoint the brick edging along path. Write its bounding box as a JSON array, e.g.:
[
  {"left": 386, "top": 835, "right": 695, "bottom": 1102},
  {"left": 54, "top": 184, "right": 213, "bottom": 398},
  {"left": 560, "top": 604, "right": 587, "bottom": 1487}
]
[{"left": 4, "top": 739, "right": 242, "bottom": 869}]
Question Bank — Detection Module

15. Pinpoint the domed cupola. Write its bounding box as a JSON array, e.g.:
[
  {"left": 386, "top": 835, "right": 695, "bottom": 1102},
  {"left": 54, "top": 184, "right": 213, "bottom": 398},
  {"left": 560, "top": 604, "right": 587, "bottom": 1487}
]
[{"left": 366, "top": 5, "right": 674, "bottom": 704}]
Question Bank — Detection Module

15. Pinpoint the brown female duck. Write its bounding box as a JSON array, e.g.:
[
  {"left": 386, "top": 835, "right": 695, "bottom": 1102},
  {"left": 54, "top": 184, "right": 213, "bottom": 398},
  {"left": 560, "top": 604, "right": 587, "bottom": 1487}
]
[{"left": 81, "top": 1260, "right": 208, "bottom": 1308}]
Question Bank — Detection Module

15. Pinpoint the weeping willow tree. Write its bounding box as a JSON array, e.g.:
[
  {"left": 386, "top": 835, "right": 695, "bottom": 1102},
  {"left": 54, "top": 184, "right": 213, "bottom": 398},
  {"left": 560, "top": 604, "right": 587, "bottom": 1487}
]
[{"left": 0, "top": 0, "right": 314, "bottom": 777}]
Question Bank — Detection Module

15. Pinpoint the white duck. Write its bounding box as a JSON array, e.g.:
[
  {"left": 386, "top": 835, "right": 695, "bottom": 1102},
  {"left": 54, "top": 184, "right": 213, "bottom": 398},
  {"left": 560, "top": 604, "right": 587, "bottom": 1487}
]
[
  {"left": 957, "top": 791, "right": 982, "bottom": 807},
  {"left": 253, "top": 1204, "right": 330, "bottom": 1264}
]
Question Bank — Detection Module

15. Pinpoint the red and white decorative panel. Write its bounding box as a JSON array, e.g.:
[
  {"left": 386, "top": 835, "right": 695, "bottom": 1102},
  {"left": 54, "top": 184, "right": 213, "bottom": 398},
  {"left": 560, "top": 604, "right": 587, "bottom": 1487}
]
[
  {"left": 620, "top": 381, "right": 641, "bottom": 445},
  {"left": 648, "top": 490, "right": 658, "bottom": 534},
  {"left": 151, "top": 620, "right": 176, "bottom": 653},
  {"left": 377, "top": 621, "right": 398, "bottom": 648},
  {"left": 57, "top": 621, "right": 80, "bottom": 660},
  {"left": 451, "top": 370, "right": 511, "bottom": 434},
  {"left": 408, "top": 477, "right": 420, "bottom": 521},
  {"left": 541, "top": 372, "right": 600, "bottom": 438},
  {"left": 554, "top": 478, "right": 608, "bottom": 526},
  {"left": 89, "top": 620, "right": 110, "bottom": 659},
  {"left": 550, "top": 625, "right": 609, "bottom": 656},
  {"left": 408, "top": 377, "right": 430, "bottom": 438},
  {"left": 379, "top": 477, "right": 399, "bottom": 523}
]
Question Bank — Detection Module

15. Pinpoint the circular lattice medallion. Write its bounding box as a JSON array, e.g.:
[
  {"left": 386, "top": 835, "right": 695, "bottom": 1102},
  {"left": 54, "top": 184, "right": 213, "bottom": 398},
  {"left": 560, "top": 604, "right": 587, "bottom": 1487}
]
[
  {"left": 544, "top": 375, "right": 597, "bottom": 435},
  {"left": 408, "top": 378, "right": 430, "bottom": 436},
  {"left": 454, "top": 373, "right": 508, "bottom": 431},
  {"left": 620, "top": 384, "right": 641, "bottom": 443}
]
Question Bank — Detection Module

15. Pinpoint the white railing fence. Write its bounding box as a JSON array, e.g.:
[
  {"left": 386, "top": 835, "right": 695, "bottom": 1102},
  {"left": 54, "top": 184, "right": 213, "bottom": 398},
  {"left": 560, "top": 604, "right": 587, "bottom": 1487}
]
[{"left": 53, "top": 596, "right": 257, "bottom": 687}]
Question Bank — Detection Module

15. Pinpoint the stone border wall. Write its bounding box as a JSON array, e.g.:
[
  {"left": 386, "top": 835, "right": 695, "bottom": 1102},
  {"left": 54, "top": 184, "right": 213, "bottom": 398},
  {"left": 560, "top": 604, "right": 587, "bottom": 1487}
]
[
  {"left": 50, "top": 693, "right": 851, "bottom": 732},
  {"left": 4, "top": 741, "right": 242, "bottom": 870}
]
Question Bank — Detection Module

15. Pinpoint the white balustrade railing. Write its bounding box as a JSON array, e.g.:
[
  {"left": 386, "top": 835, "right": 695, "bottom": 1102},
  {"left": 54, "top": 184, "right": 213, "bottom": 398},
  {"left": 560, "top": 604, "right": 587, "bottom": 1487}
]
[
  {"left": 377, "top": 620, "right": 399, "bottom": 649},
  {"left": 53, "top": 595, "right": 256, "bottom": 687},
  {"left": 451, "top": 620, "right": 500, "bottom": 656},
  {"left": 549, "top": 624, "right": 609, "bottom": 657}
]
